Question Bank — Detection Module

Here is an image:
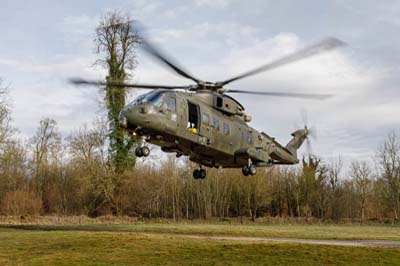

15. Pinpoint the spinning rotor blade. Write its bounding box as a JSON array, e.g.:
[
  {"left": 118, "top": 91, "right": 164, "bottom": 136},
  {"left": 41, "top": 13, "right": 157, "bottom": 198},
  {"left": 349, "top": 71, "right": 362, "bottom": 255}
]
[
  {"left": 141, "top": 39, "right": 203, "bottom": 85},
  {"left": 217, "top": 37, "right": 346, "bottom": 87},
  {"left": 100, "top": 19, "right": 203, "bottom": 86},
  {"left": 305, "top": 126, "right": 317, "bottom": 155},
  {"left": 300, "top": 109, "right": 308, "bottom": 126},
  {"left": 224, "top": 89, "right": 333, "bottom": 100},
  {"left": 306, "top": 138, "right": 314, "bottom": 155},
  {"left": 69, "top": 78, "right": 189, "bottom": 90}
]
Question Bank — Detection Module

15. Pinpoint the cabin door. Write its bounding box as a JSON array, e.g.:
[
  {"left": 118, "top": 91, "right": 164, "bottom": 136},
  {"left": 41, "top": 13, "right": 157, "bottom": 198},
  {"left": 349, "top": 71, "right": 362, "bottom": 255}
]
[
  {"left": 187, "top": 101, "right": 200, "bottom": 132},
  {"left": 178, "top": 101, "right": 201, "bottom": 143}
]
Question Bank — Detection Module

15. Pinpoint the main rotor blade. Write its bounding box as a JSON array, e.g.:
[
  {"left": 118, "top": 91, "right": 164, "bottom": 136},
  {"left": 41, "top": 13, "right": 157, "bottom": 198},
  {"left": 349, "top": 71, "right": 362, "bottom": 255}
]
[
  {"left": 225, "top": 89, "right": 333, "bottom": 100},
  {"left": 217, "top": 37, "right": 346, "bottom": 87},
  {"left": 69, "top": 78, "right": 189, "bottom": 90},
  {"left": 141, "top": 39, "right": 203, "bottom": 85},
  {"left": 101, "top": 19, "right": 203, "bottom": 85}
]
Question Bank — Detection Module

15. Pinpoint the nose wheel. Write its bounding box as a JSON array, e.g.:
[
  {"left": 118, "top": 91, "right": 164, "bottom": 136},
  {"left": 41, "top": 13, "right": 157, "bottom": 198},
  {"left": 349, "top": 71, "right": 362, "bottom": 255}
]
[
  {"left": 193, "top": 168, "right": 206, "bottom": 179},
  {"left": 135, "top": 136, "right": 150, "bottom": 158},
  {"left": 135, "top": 146, "right": 150, "bottom": 157}
]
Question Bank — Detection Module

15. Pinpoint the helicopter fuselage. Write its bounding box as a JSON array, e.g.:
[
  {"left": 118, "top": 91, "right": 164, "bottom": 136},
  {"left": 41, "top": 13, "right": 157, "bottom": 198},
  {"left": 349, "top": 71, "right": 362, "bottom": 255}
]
[{"left": 119, "top": 90, "right": 306, "bottom": 169}]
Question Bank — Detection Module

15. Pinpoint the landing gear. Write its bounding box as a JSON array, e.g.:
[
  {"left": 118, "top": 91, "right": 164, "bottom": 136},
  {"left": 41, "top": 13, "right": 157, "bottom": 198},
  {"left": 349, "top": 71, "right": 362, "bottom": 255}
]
[
  {"left": 135, "top": 147, "right": 143, "bottom": 157},
  {"left": 135, "top": 137, "right": 150, "bottom": 158},
  {"left": 242, "top": 165, "right": 250, "bottom": 176},
  {"left": 135, "top": 146, "right": 150, "bottom": 157},
  {"left": 193, "top": 168, "right": 206, "bottom": 179},
  {"left": 242, "top": 159, "right": 257, "bottom": 176},
  {"left": 249, "top": 164, "right": 257, "bottom": 175},
  {"left": 141, "top": 146, "right": 150, "bottom": 157}
]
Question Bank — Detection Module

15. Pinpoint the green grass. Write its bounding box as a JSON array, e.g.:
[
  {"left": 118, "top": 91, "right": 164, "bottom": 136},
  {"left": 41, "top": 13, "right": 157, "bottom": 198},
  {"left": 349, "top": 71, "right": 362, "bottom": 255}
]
[
  {"left": 0, "top": 228, "right": 399, "bottom": 266},
  {"left": 3, "top": 223, "right": 400, "bottom": 241}
]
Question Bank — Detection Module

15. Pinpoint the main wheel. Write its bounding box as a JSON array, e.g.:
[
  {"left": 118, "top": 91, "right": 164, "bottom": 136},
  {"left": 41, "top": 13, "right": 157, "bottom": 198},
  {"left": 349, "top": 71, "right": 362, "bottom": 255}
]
[
  {"left": 135, "top": 147, "right": 143, "bottom": 157},
  {"left": 193, "top": 169, "right": 200, "bottom": 179},
  {"left": 249, "top": 164, "right": 257, "bottom": 175},
  {"left": 199, "top": 169, "right": 206, "bottom": 179},
  {"left": 242, "top": 165, "right": 250, "bottom": 176},
  {"left": 141, "top": 146, "right": 150, "bottom": 157}
]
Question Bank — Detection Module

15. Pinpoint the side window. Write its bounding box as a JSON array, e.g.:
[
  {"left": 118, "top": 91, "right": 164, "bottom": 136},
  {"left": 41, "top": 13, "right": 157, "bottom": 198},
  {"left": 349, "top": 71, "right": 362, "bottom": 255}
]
[
  {"left": 202, "top": 113, "right": 210, "bottom": 126},
  {"left": 166, "top": 97, "right": 176, "bottom": 112},
  {"left": 223, "top": 123, "right": 230, "bottom": 135},
  {"left": 216, "top": 97, "right": 223, "bottom": 108},
  {"left": 213, "top": 118, "right": 220, "bottom": 131},
  {"left": 247, "top": 133, "right": 253, "bottom": 144}
]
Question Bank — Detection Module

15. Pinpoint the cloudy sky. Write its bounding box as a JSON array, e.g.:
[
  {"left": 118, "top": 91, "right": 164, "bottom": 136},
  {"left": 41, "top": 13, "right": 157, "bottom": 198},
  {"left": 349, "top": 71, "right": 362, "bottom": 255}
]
[{"left": 0, "top": 0, "right": 399, "bottom": 165}]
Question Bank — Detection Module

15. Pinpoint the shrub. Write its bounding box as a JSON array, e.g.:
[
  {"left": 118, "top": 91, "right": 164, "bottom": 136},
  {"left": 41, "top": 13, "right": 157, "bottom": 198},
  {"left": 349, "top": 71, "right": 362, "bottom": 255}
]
[{"left": 1, "top": 190, "right": 42, "bottom": 216}]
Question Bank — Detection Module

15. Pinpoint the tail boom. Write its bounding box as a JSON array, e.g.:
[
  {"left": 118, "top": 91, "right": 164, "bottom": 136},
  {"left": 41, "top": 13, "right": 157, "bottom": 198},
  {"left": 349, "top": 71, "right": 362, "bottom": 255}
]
[{"left": 285, "top": 128, "right": 308, "bottom": 159}]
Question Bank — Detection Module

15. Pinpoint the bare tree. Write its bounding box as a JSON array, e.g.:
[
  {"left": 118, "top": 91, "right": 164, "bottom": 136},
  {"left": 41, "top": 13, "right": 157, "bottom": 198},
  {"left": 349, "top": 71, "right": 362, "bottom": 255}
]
[
  {"left": 377, "top": 133, "right": 400, "bottom": 220},
  {"left": 30, "top": 118, "right": 62, "bottom": 212},
  {"left": 31, "top": 118, "right": 62, "bottom": 175},
  {"left": 0, "top": 78, "right": 6, "bottom": 105},
  {"left": 328, "top": 157, "right": 342, "bottom": 193},
  {"left": 68, "top": 122, "right": 107, "bottom": 165},
  {"left": 327, "top": 157, "right": 344, "bottom": 220},
  {"left": 0, "top": 79, "right": 12, "bottom": 146},
  {"left": 350, "top": 161, "right": 372, "bottom": 220}
]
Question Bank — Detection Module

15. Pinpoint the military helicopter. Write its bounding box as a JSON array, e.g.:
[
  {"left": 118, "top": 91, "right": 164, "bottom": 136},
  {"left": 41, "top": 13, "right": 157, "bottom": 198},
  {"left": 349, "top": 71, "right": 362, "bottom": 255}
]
[{"left": 72, "top": 34, "right": 345, "bottom": 179}]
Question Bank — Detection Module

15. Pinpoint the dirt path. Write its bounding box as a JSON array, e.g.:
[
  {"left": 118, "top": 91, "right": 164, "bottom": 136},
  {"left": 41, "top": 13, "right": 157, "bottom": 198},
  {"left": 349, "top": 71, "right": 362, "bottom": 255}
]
[{"left": 140, "top": 233, "right": 400, "bottom": 248}]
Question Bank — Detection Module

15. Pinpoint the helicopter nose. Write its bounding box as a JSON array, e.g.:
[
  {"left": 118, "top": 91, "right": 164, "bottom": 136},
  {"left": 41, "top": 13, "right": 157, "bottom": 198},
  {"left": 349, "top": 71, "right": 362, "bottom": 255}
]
[{"left": 119, "top": 111, "right": 128, "bottom": 129}]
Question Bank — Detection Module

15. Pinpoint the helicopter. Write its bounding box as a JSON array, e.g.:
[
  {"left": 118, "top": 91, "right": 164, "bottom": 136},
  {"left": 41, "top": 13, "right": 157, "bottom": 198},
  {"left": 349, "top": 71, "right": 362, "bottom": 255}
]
[{"left": 71, "top": 33, "right": 345, "bottom": 179}]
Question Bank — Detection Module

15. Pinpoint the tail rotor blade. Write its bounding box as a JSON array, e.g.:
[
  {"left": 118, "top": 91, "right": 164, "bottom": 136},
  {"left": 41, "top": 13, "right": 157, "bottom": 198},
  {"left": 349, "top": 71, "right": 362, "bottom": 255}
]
[
  {"left": 306, "top": 138, "right": 314, "bottom": 155},
  {"left": 301, "top": 109, "right": 308, "bottom": 126}
]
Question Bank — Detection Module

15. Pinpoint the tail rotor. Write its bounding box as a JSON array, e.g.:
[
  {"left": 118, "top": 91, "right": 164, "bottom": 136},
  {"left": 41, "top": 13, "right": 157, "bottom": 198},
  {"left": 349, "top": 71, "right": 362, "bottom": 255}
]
[{"left": 298, "top": 110, "right": 317, "bottom": 155}]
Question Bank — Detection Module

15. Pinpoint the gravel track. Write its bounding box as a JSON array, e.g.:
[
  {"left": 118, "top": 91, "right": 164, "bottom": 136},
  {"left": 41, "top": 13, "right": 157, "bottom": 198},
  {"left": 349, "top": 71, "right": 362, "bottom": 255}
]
[{"left": 141, "top": 233, "right": 400, "bottom": 248}]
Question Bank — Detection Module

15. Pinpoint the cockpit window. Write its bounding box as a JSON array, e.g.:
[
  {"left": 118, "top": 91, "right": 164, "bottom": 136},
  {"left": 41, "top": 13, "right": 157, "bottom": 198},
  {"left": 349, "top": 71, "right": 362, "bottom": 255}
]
[
  {"left": 129, "top": 91, "right": 166, "bottom": 107},
  {"left": 144, "top": 92, "right": 163, "bottom": 105}
]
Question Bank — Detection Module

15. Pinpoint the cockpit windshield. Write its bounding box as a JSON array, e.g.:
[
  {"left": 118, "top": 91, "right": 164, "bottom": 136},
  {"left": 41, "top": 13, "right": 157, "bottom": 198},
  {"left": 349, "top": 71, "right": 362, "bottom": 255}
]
[{"left": 129, "top": 91, "right": 165, "bottom": 107}]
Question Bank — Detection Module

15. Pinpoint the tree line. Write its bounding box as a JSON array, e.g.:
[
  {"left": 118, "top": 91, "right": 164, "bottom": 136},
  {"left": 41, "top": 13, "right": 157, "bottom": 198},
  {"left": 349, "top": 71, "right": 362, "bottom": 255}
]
[
  {"left": 0, "top": 12, "right": 399, "bottom": 222},
  {"left": 0, "top": 106, "right": 399, "bottom": 222}
]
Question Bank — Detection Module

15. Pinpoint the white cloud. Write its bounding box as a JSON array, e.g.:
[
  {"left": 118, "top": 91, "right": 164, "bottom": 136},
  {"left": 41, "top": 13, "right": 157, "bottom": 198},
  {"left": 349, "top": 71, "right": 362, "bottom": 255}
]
[
  {"left": 194, "top": 0, "right": 229, "bottom": 8},
  {"left": 62, "top": 15, "right": 98, "bottom": 36},
  {"left": 376, "top": 16, "right": 400, "bottom": 27},
  {"left": 0, "top": 55, "right": 106, "bottom": 139}
]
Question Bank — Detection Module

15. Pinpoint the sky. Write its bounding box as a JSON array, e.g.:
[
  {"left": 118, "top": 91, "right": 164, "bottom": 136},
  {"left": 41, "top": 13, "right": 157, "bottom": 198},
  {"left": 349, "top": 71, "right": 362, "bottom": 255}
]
[{"left": 0, "top": 0, "right": 399, "bottom": 167}]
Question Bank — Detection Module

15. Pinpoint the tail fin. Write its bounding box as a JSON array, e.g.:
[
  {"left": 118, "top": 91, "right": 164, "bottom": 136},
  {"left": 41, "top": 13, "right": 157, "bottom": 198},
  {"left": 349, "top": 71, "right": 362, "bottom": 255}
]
[{"left": 286, "top": 128, "right": 309, "bottom": 159}]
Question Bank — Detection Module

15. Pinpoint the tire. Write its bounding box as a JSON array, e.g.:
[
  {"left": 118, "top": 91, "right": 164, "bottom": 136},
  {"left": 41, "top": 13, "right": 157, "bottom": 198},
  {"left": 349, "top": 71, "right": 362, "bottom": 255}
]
[
  {"left": 141, "top": 146, "right": 150, "bottom": 157},
  {"left": 242, "top": 165, "right": 250, "bottom": 176},
  {"left": 199, "top": 169, "right": 206, "bottom": 179},
  {"left": 135, "top": 147, "right": 143, "bottom": 157},
  {"left": 249, "top": 164, "right": 257, "bottom": 175},
  {"left": 193, "top": 169, "right": 200, "bottom": 179}
]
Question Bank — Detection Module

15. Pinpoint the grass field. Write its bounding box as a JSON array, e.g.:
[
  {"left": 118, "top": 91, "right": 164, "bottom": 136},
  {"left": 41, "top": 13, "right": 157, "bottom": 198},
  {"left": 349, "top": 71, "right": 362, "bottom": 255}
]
[
  {"left": 3, "top": 222, "right": 400, "bottom": 241},
  {"left": 0, "top": 223, "right": 400, "bottom": 265}
]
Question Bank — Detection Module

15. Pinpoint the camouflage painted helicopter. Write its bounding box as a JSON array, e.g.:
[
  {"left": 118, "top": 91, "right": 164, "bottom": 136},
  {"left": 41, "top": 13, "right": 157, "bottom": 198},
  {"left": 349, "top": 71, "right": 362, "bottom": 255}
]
[{"left": 72, "top": 35, "right": 345, "bottom": 179}]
